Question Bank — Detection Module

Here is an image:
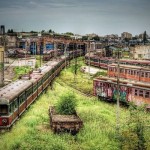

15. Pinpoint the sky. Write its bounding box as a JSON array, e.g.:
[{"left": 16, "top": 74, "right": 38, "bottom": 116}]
[{"left": 0, "top": 0, "right": 150, "bottom": 36}]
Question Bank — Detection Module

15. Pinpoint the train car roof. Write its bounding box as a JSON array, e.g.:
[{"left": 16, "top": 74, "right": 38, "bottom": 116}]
[
  {"left": 120, "top": 59, "right": 150, "bottom": 64},
  {"left": 85, "top": 53, "right": 114, "bottom": 60},
  {"left": 108, "top": 64, "right": 150, "bottom": 71},
  {"left": 0, "top": 80, "right": 32, "bottom": 104},
  {"left": 94, "top": 76, "right": 150, "bottom": 89}
]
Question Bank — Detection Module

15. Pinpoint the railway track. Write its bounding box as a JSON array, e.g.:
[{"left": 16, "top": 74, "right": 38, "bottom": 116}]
[{"left": 56, "top": 78, "right": 94, "bottom": 98}]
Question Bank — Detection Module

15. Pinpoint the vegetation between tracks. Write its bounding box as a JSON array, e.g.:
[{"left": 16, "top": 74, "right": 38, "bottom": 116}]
[{"left": 0, "top": 57, "right": 150, "bottom": 150}]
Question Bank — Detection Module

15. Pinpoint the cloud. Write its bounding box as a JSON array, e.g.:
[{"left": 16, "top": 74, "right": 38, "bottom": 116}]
[{"left": 0, "top": 0, "right": 150, "bottom": 35}]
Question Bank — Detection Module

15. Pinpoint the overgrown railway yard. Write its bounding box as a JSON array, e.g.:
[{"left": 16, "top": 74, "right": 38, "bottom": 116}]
[{"left": 0, "top": 57, "right": 150, "bottom": 150}]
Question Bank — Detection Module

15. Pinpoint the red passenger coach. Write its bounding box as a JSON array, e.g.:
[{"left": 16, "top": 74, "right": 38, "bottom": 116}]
[
  {"left": 93, "top": 76, "right": 150, "bottom": 108},
  {"left": 0, "top": 57, "right": 67, "bottom": 128},
  {"left": 0, "top": 80, "right": 32, "bottom": 128},
  {"left": 85, "top": 53, "right": 150, "bottom": 69},
  {"left": 108, "top": 64, "right": 150, "bottom": 82}
]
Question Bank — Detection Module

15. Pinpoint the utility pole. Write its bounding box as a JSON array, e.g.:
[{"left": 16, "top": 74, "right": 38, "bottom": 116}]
[
  {"left": 88, "top": 41, "right": 91, "bottom": 79},
  {"left": 74, "top": 43, "right": 77, "bottom": 75},
  {"left": 116, "top": 48, "right": 120, "bottom": 137}
]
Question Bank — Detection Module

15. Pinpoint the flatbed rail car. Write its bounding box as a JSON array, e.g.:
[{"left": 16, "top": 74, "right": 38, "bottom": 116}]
[
  {"left": 108, "top": 64, "right": 150, "bottom": 82},
  {"left": 93, "top": 76, "right": 150, "bottom": 109},
  {"left": 49, "top": 106, "right": 83, "bottom": 134},
  {"left": 0, "top": 56, "right": 67, "bottom": 128},
  {"left": 85, "top": 53, "right": 150, "bottom": 69}
]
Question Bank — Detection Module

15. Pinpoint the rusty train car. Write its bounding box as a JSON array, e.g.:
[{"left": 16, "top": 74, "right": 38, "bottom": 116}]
[
  {"left": 93, "top": 76, "right": 150, "bottom": 109},
  {"left": 0, "top": 49, "right": 84, "bottom": 129},
  {"left": 85, "top": 53, "right": 150, "bottom": 69},
  {"left": 108, "top": 64, "right": 150, "bottom": 82},
  {"left": 43, "top": 49, "right": 64, "bottom": 61}
]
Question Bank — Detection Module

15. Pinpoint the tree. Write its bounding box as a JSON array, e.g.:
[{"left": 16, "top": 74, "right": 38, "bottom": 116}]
[
  {"left": 7, "top": 29, "right": 11, "bottom": 33},
  {"left": 30, "top": 31, "right": 37, "bottom": 33},
  {"left": 41, "top": 30, "right": 45, "bottom": 33},
  {"left": 10, "top": 29, "right": 14, "bottom": 33},
  {"left": 7, "top": 29, "right": 14, "bottom": 33},
  {"left": 49, "top": 29, "right": 52, "bottom": 33},
  {"left": 82, "top": 36, "right": 88, "bottom": 41},
  {"left": 65, "top": 32, "right": 74, "bottom": 36},
  {"left": 92, "top": 35, "right": 100, "bottom": 41}
]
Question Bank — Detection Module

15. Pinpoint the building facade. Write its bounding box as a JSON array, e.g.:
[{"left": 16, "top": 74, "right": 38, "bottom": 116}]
[
  {"left": 121, "top": 32, "right": 132, "bottom": 39},
  {"left": 131, "top": 45, "right": 150, "bottom": 59}
]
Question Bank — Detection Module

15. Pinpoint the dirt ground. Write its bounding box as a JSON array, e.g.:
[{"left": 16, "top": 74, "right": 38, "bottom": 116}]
[
  {"left": 4, "top": 57, "right": 36, "bottom": 82},
  {"left": 4, "top": 66, "right": 15, "bottom": 81}
]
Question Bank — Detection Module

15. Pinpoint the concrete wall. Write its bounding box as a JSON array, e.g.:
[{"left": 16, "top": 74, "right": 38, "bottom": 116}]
[{"left": 132, "top": 45, "right": 150, "bottom": 59}]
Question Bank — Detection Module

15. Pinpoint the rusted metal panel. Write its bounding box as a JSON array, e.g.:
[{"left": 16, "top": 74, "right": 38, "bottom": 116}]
[{"left": 49, "top": 106, "right": 83, "bottom": 135}]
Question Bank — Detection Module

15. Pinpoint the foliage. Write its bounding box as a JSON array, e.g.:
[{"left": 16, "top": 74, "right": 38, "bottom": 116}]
[
  {"left": 65, "top": 32, "right": 74, "bottom": 36},
  {"left": 49, "top": 29, "right": 55, "bottom": 33},
  {"left": 13, "top": 66, "right": 31, "bottom": 80},
  {"left": 7, "top": 29, "right": 14, "bottom": 33},
  {"left": 35, "top": 55, "right": 43, "bottom": 68},
  {"left": 120, "top": 103, "right": 148, "bottom": 150},
  {"left": 30, "top": 31, "right": 38, "bottom": 33},
  {"left": 0, "top": 57, "right": 150, "bottom": 150},
  {"left": 0, "top": 78, "right": 150, "bottom": 150},
  {"left": 92, "top": 71, "right": 107, "bottom": 78},
  {"left": 92, "top": 35, "right": 100, "bottom": 41},
  {"left": 82, "top": 36, "right": 88, "bottom": 40},
  {"left": 56, "top": 92, "right": 77, "bottom": 115}
]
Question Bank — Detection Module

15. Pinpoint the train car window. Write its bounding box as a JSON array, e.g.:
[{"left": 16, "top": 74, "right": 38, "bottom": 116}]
[
  {"left": 135, "top": 89, "right": 138, "bottom": 96},
  {"left": 19, "top": 92, "right": 26, "bottom": 105},
  {"left": 145, "top": 72, "right": 148, "bottom": 78},
  {"left": 145, "top": 91, "right": 150, "bottom": 98},
  {"left": 128, "top": 70, "right": 130, "bottom": 74},
  {"left": 141, "top": 73, "right": 144, "bottom": 77},
  {"left": 120, "top": 68, "right": 124, "bottom": 73},
  {"left": 38, "top": 80, "right": 42, "bottom": 87},
  {"left": 33, "top": 84, "right": 37, "bottom": 92},
  {"left": 0, "top": 105, "right": 8, "bottom": 115},
  {"left": 26, "top": 87, "right": 33, "bottom": 97},
  {"left": 9, "top": 103, "right": 14, "bottom": 114},
  {"left": 139, "top": 90, "right": 143, "bottom": 97},
  {"left": 43, "top": 73, "right": 49, "bottom": 81},
  {"left": 13, "top": 99, "right": 18, "bottom": 110}
]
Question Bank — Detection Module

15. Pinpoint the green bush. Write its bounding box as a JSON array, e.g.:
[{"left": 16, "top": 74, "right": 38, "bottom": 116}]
[{"left": 56, "top": 92, "right": 77, "bottom": 115}]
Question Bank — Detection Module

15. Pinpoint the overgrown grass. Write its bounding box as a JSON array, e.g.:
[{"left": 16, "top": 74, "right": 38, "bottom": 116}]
[
  {"left": 1, "top": 81, "right": 149, "bottom": 150},
  {"left": 0, "top": 57, "right": 150, "bottom": 150},
  {"left": 13, "top": 66, "right": 32, "bottom": 80}
]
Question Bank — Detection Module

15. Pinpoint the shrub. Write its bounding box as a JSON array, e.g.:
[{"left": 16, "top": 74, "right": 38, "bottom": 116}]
[{"left": 56, "top": 92, "right": 77, "bottom": 115}]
